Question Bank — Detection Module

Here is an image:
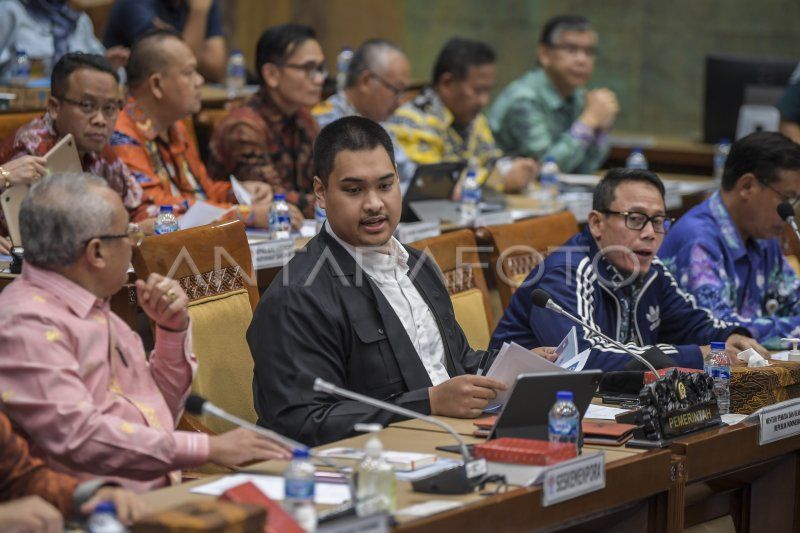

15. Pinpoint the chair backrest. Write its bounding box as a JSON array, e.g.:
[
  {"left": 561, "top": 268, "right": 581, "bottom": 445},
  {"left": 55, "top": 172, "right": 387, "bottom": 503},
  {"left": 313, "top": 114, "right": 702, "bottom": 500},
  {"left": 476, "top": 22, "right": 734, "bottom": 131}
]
[
  {"left": 476, "top": 211, "right": 579, "bottom": 310},
  {"left": 410, "top": 229, "right": 493, "bottom": 350},
  {"left": 0, "top": 111, "right": 40, "bottom": 144},
  {"left": 131, "top": 220, "right": 259, "bottom": 432}
]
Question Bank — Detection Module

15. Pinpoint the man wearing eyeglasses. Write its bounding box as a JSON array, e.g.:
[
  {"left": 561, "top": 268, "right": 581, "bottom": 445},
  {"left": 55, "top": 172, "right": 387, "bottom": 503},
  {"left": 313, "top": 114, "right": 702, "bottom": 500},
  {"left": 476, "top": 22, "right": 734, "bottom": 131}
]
[
  {"left": 208, "top": 24, "right": 323, "bottom": 219},
  {"left": 660, "top": 132, "right": 800, "bottom": 350},
  {"left": 488, "top": 15, "right": 618, "bottom": 174},
  {"left": 0, "top": 52, "right": 142, "bottom": 253},
  {"left": 491, "top": 168, "right": 766, "bottom": 372},
  {"left": 312, "top": 39, "right": 416, "bottom": 193}
]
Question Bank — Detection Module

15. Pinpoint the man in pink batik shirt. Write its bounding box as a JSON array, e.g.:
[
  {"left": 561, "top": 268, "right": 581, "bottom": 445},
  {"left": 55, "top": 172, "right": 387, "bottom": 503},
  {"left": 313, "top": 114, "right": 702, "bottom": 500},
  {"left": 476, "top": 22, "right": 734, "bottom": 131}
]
[{"left": 0, "top": 172, "right": 290, "bottom": 491}]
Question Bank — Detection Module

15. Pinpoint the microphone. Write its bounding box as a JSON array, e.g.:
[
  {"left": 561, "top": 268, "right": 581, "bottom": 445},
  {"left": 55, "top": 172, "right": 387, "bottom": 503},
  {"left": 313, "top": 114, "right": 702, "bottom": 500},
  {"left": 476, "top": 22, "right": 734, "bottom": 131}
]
[
  {"left": 778, "top": 202, "right": 800, "bottom": 243},
  {"left": 312, "top": 377, "right": 488, "bottom": 494},
  {"left": 185, "top": 394, "right": 308, "bottom": 452},
  {"left": 531, "top": 288, "right": 661, "bottom": 377}
]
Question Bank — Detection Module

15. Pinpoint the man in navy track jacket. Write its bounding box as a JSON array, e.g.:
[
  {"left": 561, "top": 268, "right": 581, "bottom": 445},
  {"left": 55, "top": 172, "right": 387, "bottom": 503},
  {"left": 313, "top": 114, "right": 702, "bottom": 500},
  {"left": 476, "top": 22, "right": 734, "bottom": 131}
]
[{"left": 491, "top": 168, "right": 768, "bottom": 372}]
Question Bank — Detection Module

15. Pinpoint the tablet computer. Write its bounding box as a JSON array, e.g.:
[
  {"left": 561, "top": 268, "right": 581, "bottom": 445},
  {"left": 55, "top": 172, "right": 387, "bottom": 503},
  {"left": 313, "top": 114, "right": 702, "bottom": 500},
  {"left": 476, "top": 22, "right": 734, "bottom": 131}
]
[
  {"left": 1, "top": 184, "right": 28, "bottom": 246},
  {"left": 401, "top": 161, "right": 465, "bottom": 222},
  {"left": 44, "top": 133, "right": 81, "bottom": 174},
  {"left": 488, "top": 370, "right": 603, "bottom": 440}
]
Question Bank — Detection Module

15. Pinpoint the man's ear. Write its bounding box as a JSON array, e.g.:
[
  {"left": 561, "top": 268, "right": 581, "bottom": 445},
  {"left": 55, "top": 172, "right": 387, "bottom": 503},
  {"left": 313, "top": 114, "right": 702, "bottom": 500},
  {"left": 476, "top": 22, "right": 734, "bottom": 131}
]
[
  {"left": 313, "top": 176, "right": 326, "bottom": 210},
  {"left": 737, "top": 172, "right": 759, "bottom": 201},
  {"left": 149, "top": 73, "right": 164, "bottom": 100},
  {"left": 47, "top": 95, "right": 61, "bottom": 122},
  {"left": 537, "top": 44, "right": 551, "bottom": 69},
  {"left": 260, "top": 63, "right": 281, "bottom": 89},
  {"left": 83, "top": 239, "right": 106, "bottom": 270},
  {"left": 355, "top": 69, "right": 372, "bottom": 93},
  {"left": 587, "top": 210, "right": 603, "bottom": 241}
]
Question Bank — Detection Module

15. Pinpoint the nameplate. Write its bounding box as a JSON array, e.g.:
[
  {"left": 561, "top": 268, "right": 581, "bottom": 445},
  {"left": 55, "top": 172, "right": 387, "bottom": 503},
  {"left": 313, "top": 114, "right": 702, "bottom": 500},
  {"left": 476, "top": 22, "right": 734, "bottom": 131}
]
[
  {"left": 394, "top": 221, "right": 441, "bottom": 244},
  {"left": 250, "top": 239, "right": 295, "bottom": 270},
  {"left": 541, "top": 452, "right": 605, "bottom": 507},
  {"left": 465, "top": 458, "right": 488, "bottom": 478},
  {"left": 474, "top": 211, "right": 513, "bottom": 228},
  {"left": 758, "top": 398, "right": 800, "bottom": 445}
]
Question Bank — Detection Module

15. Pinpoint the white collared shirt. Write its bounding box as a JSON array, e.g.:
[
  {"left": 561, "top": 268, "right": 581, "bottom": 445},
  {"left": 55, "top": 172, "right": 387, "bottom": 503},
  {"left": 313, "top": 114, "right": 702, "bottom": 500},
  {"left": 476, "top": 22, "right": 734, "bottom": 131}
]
[{"left": 326, "top": 222, "right": 450, "bottom": 385}]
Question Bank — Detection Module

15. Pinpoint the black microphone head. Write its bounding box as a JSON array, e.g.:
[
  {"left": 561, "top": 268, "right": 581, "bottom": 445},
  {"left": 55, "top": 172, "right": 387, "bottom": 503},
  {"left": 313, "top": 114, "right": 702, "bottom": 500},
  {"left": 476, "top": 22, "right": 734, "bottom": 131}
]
[
  {"left": 531, "top": 288, "right": 551, "bottom": 309},
  {"left": 778, "top": 202, "right": 795, "bottom": 221},
  {"left": 185, "top": 394, "right": 206, "bottom": 415}
]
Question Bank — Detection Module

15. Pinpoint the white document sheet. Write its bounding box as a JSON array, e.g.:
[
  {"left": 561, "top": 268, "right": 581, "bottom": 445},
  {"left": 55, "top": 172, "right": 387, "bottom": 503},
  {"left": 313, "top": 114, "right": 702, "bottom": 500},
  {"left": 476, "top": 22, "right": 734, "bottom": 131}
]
[
  {"left": 559, "top": 349, "right": 591, "bottom": 371},
  {"left": 229, "top": 175, "right": 253, "bottom": 206},
  {"left": 485, "top": 342, "right": 566, "bottom": 409},
  {"left": 585, "top": 404, "right": 630, "bottom": 420},
  {"left": 178, "top": 200, "right": 234, "bottom": 230},
  {"left": 554, "top": 327, "right": 578, "bottom": 366},
  {"left": 190, "top": 473, "right": 351, "bottom": 505}
]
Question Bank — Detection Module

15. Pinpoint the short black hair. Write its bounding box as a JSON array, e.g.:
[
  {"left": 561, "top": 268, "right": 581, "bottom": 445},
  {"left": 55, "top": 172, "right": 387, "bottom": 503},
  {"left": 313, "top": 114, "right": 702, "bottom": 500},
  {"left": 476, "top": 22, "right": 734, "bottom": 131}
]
[
  {"left": 432, "top": 37, "right": 495, "bottom": 85},
  {"left": 313, "top": 116, "right": 396, "bottom": 186},
  {"left": 539, "top": 15, "right": 593, "bottom": 46},
  {"left": 593, "top": 168, "right": 666, "bottom": 211},
  {"left": 51, "top": 52, "right": 118, "bottom": 98},
  {"left": 126, "top": 29, "right": 183, "bottom": 89},
  {"left": 345, "top": 38, "right": 402, "bottom": 88},
  {"left": 721, "top": 131, "right": 800, "bottom": 191},
  {"left": 255, "top": 24, "right": 316, "bottom": 85}
]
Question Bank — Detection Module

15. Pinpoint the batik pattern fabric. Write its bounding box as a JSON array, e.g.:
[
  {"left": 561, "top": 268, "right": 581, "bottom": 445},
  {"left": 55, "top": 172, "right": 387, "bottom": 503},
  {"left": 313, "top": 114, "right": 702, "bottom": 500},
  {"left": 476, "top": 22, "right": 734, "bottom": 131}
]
[{"left": 660, "top": 191, "right": 800, "bottom": 349}]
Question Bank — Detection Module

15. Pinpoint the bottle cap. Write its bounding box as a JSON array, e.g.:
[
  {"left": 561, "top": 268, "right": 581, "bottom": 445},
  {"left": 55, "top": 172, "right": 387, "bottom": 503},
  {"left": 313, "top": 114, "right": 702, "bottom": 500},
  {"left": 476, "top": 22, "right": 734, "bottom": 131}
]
[
  {"left": 710, "top": 341, "right": 726, "bottom": 350},
  {"left": 364, "top": 432, "right": 383, "bottom": 458},
  {"left": 556, "top": 390, "right": 573, "bottom": 401},
  {"left": 274, "top": 193, "right": 286, "bottom": 201},
  {"left": 631, "top": 148, "right": 643, "bottom": 154},
  {"left": 94, "top": 501, "right": 116, "bottom": 514},
  {"left": 292, "top": 448, "right": 310, "bottom": 459},
  {"left": 544, "top": 155, "right": 556, "bottom": 163},
  {"left": 159, "top": 205, "right": 173, "bottom": 213}
]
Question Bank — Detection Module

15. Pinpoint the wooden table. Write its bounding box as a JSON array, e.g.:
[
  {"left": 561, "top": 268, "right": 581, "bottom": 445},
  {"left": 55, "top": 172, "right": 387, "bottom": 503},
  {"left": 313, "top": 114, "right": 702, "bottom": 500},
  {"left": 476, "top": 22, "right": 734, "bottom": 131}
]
[
  {"left": 607, "top": 133, "right": 715, "bottom": 176},
  {"left": 139, "top": 423, "right": 675, "bottom": 532}
]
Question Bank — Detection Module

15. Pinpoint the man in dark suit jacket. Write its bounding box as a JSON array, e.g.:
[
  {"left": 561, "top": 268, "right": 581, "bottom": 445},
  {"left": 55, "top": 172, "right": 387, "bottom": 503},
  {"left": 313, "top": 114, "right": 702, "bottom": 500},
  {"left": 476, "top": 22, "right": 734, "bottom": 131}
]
[{"left": 248, "top": 116, "right": 506, "bottom": 446}]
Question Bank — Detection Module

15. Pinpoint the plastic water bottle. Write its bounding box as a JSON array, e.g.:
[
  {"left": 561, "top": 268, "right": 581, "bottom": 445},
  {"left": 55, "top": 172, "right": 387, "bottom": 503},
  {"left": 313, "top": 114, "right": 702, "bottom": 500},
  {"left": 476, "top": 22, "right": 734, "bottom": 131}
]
[
  {"left": 356, "top": 428, "right": 396, "bottom": 517},
  {"left": 10, "top": 48, "right": 30, "bottom": 87},
  {"left": 548, "top": 390, "right": 580, "bottom": 454},
  {"left": 713, "top": 139, "right": 731, "bottom": 182},
  {"left": 704, "top": 341, "right": 731, "bottom": 415},
  {"left": 154, "top": 205, "right": 179, "bottom": 235},
  {"left": 460, "top": 166, "right": 481, "bottom": 223},
  {"left": 269, "top": 193, "right": 291, "bottom": 240},
  {"left": 86, "top": 501, "right": 126, "bottom": 533},
  {"left": 626, "top": 148, "right": 649, "bottom": 170},
  {"left": 336, "top": 46, "right": 353, "bottom": 91},
  {"left": 226, "top": 49, "right": 246, "bottom": 99},
  {"left": 538, "top": 156, "right": 561, "bottom": 202},
  {"left": 284, "top": 449, "right": 317, "bottom": 532},
  {"left": 314, "top": 199, "right": 326, "bottom": 233}
]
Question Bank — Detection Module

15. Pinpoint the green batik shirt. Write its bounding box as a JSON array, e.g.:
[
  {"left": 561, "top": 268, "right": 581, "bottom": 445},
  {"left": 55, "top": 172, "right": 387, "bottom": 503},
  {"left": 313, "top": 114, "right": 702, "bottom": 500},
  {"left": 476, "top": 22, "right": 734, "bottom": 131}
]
[{"left": 488, "top": 69, "right": 610, "bottom": 173}]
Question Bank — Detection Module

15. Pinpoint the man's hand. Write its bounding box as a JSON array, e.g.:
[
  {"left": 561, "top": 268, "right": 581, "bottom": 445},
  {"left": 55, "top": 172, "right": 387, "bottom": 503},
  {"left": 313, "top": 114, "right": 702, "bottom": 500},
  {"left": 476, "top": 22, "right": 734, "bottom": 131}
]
[
  {"left": 104, "top": 46, "right": 130, "bottom": 70},
  {"left": 532, "top": 346, "right": 558, "bottom": 362},
  {"left": 242, "top": 181, "right": 273, "bottom": 204},
  {"left": 208, "top": 428, "right": 293, "bottom": 467},
  {"left": 0, "top": 496, "right": 62, "bottom": 533},
  {"left": 135, "top": 274, "right": 189, "bottom": 332},
  {"left": 82, "top": 487, "right": 149, "bottom": 524},
  {"left": 287, "top": 203, "right": 304, "bottom": 230},
  {"left": 0, "top": 155, "right": 47, "bottom": 188},
  {"left": 726, "top": 334, "right": 769, "bottom": 360},
  {"left": 580, "top": 88, "right": 619, "bottom": 129},
  {"left": 502, "top": 158, "right": 538, "bottom": 194},
  {"left": 0, "top": 235, "right": 11, "bottom": 255},
  {"left": 429, "top": 375, "right": 507, "bottom": 418}
]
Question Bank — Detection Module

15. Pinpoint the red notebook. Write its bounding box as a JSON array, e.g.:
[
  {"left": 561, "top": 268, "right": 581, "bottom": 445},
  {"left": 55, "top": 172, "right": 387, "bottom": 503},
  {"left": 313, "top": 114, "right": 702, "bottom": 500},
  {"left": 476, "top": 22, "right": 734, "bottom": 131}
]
[
  {"left": 221, "top": 481, "right": 304, "bottom": 533},
  {"left": 644, "top": 367, "right": 703, "bottom": 384},
  {"left": 473, "top": 437, "right": 577, "bottom": 465}
]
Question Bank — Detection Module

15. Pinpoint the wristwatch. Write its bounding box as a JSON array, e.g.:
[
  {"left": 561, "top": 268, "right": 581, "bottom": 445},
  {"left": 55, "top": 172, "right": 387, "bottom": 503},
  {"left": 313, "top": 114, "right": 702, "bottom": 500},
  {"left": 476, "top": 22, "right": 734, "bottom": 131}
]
[{"left": 0, "top": 166, "right": 10, "bottom": 189}]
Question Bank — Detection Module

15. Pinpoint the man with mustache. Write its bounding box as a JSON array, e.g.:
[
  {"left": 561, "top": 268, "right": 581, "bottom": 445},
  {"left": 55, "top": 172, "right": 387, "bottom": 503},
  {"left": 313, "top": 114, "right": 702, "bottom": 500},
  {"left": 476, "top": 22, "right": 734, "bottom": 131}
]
[
  {"left": 660, "top": 132, "right": 800, "bottom": 349},
  {"left": 491, "top": 168, "right": 767, "bottom": 371},
  {"left": 248, "top": 116, "right": 506, "bottom": 446},
  {"left": 489, "top": 15, "right": 618, "bottom": 173}
]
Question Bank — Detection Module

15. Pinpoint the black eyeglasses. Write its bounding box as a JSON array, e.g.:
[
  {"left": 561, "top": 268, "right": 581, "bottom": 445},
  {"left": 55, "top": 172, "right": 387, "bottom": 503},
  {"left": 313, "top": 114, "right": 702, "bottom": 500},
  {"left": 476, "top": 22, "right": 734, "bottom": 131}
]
[
  {"left": 58, "top": 96, "right": 124, "bottom": 119},
  {"left": 368, "top": 70, "right": 407, "bottom": 99},
  {"left": 548, "top": 43, "right": 598, "bottom": 58},
  {"left": 274, "top": 61, "right": 328, "bottom": 80},
  {"left": 763, "top": 181, "right": 800, "bottom": 207},
  {"left": 83, "top": 223, "right": 144, "bottom": 246},
  {"left": 600, "top": 210, "right": 675, "bottom": 233}
]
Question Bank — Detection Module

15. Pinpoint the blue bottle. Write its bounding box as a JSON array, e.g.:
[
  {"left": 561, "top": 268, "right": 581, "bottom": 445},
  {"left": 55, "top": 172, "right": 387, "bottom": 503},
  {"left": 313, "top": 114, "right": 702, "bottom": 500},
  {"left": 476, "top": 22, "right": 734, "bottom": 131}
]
[{"left": 548, "top": 390, "right": 580, "bottom": 454}]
